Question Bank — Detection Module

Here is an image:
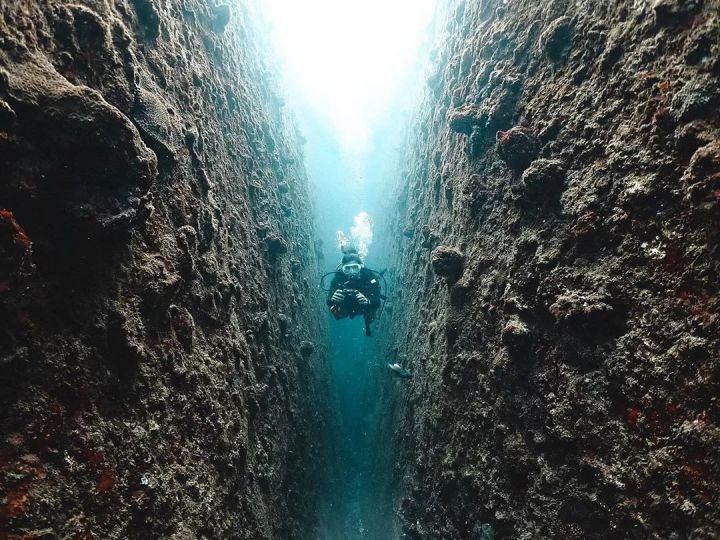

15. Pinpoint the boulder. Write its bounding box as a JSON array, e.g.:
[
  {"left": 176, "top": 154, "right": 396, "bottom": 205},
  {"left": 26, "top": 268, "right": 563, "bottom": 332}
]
[
  {"left": 496, "top": 127, "right": 540, "bottom": 172},
  {"left": 0, "top": 54, "right": 157, "bottom": 247},
  {"left": 299, "top": 341, "right": 315, "bottom": 357},
  {"left": 448, "top": 104, "right": 484, "bottom": 135},
  {"left": 682, "top": 141, "right": 720, "bottom": 205},
  {"left": 520, "top": 159, "right": 565, "bottom": 200},
  {"left": 431, "top": 246, "right": 465, "bottom": 281},
  {"left": 212, "top": 4, "right": 231, "bottom": 33},
  {"left": 265, "top": 232, "right": 288, "bottom": 258},
  {"left": 652, "top": 0, "right": 703, "bottom": 25},
  {"left": 539, "top": 16, "right": 574, "bottom": 61}
]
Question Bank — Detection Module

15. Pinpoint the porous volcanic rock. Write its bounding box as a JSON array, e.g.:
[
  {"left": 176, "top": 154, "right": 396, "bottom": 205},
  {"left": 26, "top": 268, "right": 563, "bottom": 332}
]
[
  {"left": 299, "top": 340, "right": 315, "bottom": 357},
  {"left": 0, "top": 1, "right": 333, "bottom": 538},
  {"left": 520, "top": 158, "right": 566, "bottom": 201},
  {"left": 372, "top": 0, "right": 720, "bottom": 538},
  {"left": 496, "top": 126, "right": 540, "bottom": 172},
  {"left": 431, "top": 245, "right": 465, "bottom": 281}
]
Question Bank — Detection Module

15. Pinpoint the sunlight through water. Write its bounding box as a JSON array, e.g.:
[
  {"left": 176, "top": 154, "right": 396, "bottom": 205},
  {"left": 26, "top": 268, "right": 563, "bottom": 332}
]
[
  {"left": 260, "top": 0, "right": 437, "bottom": 155},
  {"left": 253, "top": 1, "right": 441, "bottom": 537}
]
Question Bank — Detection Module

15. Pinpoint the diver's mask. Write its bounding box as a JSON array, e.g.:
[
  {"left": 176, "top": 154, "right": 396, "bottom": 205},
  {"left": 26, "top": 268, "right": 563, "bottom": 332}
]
[{"left": 342, "top": 262, "right": 362, "bottom": 278}]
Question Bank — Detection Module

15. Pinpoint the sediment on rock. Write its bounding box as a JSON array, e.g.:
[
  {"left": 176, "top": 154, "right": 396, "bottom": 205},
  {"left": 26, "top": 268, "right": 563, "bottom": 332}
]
[
  {"left": 0, "top": 1, "right": 333, "bottom": 538},
  {"left": 373, "top": 0, "right": 720, "bottom": 538}
]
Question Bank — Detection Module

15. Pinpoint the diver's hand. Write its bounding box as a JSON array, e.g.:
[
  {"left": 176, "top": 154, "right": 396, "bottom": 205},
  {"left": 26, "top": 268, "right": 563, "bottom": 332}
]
[
  {"left": 355, "top": 292, "right": 370, "bottom": 306},
  {"left": 330, "top": 290, "right": 345, "bottom": 304}
]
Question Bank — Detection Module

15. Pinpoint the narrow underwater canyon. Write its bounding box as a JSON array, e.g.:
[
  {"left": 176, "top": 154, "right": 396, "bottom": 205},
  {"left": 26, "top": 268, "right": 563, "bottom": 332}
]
[{"left": 1, "top": 0, "right": 719, "bottom": 539}]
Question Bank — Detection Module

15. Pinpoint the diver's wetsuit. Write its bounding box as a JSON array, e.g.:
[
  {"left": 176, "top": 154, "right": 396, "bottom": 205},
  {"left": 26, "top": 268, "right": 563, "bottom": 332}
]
[{"left": 326, "top": 268, "right": 381, "bottom": 334}]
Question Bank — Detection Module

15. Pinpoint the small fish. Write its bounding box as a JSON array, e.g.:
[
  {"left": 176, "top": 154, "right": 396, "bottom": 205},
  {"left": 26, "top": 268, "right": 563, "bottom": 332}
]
[{"left": 387, "top": 363, "right": 412, "bottom": 379}]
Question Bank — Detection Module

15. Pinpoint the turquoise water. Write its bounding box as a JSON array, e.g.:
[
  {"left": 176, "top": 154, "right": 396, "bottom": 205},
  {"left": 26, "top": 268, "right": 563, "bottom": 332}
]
[
  {"left": 259, "top": 2, "right": 443, "bottom": 536},
  {"left": 297, "top": 38, "right": 438, "bottom": 540},
  {"left": 304, "top": 109, "right": 396, "bottom": 538}
]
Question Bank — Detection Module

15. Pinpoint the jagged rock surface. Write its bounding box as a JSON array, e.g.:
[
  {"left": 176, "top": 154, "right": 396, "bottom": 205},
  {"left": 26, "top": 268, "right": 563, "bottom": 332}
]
[
  {"left": 0, "top": 1, "right": 332, "bottom": 538},
  {"left": 375, "top": 1, "right": 720, "bottom": 538}
]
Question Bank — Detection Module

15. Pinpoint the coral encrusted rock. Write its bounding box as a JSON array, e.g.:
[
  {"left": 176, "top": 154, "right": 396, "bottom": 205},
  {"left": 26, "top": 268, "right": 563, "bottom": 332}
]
[
  {"left": 496, "top": 126, "right": 540, "bottom": 172},
  {"left": 431, "top": 246, "right": 465, "bottom": 281}
]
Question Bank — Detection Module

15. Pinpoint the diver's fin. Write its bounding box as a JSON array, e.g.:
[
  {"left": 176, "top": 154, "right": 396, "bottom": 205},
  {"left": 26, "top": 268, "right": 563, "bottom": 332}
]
[{"left": 387, "top": 363, "right": 412, "bottom": 378}]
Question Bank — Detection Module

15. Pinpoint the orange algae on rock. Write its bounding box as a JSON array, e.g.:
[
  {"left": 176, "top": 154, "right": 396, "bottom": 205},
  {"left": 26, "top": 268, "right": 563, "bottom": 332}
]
[
  {"left": 0, "top": 483, "right": 31, "bottom": 522},
  {"left": 626, "top": 407, "right": 641, "bottom": 428},
  {"left": 0, "top": 210, "right": 31, "bottom": 249},
  {"left": 97, "top": 467, "right": 115, "bottom": 492}
]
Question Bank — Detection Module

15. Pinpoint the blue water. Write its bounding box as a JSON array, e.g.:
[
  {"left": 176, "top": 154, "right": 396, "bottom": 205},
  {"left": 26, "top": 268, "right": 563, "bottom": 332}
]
[
  {"left": 302, "top": 110, "right": 395, "bottom": 538},
  {"left": 256, "top": 3, "right": 444, "bottom": 535},
  {"left": 297, "top": 53, "right": 440, "bottom": 540}
]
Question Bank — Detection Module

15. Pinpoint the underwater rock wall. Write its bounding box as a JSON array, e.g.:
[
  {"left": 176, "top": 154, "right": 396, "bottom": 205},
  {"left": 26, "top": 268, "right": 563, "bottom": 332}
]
[
  {"left": 0, "top": 1, "right": 332, "bottom": 537},
  {"left": 376, "top": 0, "right": 720, "bottom": 538}
]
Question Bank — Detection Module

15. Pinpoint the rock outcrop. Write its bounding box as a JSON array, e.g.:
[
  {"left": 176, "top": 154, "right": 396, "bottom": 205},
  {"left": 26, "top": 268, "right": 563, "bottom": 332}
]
[
  {"left": 374, "top": 0, "right": 720, "bottom": 538},
  {"left": 0, "top": 1, "right": 332, "bottom": 538}
]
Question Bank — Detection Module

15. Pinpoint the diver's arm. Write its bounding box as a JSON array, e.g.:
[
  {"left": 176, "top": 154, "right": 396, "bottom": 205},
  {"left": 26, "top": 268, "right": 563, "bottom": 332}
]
[
  {"left": 326, "top": 274, "right": 343, "bottom": 306},
  {"left": 330, "top": 289, "right": 346, "bottom": 305}
]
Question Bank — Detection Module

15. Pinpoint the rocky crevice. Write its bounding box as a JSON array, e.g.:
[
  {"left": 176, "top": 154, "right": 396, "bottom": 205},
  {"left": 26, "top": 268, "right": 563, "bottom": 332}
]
[
  {"left": 375, "top": 0, "right": 720, "bottom": 538},
  {"left": 0, "top": 1, "right": 332, "bottom": 538}
]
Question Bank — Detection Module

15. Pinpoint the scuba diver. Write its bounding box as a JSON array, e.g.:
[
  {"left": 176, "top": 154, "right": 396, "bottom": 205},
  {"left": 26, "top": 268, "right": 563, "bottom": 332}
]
[{"left": 326, "top": 248, "right": 382, "bottom": 336}]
